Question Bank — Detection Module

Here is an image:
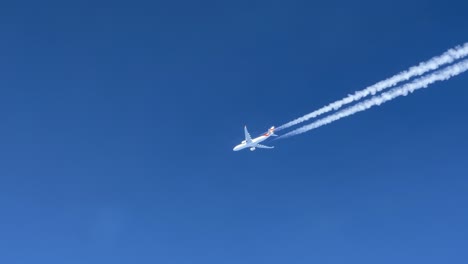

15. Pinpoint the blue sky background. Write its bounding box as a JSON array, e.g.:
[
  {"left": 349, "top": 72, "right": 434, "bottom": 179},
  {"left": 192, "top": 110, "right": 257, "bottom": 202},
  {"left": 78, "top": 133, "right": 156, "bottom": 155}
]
[{"left": 1, "top": 1, "right": 467, "bottom": 263}]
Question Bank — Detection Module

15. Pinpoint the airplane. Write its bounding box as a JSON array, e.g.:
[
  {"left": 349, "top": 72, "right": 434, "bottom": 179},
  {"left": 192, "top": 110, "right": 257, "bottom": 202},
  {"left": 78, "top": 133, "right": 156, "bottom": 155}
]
[{"left": 233, "top": 126, "right": 277, "bottom": 151}]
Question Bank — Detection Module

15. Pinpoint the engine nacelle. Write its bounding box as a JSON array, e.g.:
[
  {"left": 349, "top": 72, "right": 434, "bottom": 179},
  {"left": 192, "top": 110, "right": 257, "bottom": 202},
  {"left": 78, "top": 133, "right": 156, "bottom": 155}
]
[{"left": 250, "top": 147, "right": 256, "bottom": 151}]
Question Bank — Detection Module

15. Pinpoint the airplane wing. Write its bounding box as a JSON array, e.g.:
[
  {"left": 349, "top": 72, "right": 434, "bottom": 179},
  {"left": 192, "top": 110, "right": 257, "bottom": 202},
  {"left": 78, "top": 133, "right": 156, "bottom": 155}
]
[
  {"left": 244, "top": 126, "right": 253, "bottom": 143},
  {"left": 256, "top": 144, "right": 274, "bottom": 149}
]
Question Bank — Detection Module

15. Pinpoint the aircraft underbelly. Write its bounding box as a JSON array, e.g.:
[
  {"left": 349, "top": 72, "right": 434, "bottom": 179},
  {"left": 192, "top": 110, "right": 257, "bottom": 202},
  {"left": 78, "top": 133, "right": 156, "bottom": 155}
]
[{"left": 252, "top": 136, "right": 267, "bottom": 144}]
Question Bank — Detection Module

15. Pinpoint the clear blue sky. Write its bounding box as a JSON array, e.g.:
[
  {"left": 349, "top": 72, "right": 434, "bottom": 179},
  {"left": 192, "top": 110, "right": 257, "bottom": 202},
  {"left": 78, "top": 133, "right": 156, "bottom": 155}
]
[{"left": 1, "top": 1, "right": 467, "bottom": 263}]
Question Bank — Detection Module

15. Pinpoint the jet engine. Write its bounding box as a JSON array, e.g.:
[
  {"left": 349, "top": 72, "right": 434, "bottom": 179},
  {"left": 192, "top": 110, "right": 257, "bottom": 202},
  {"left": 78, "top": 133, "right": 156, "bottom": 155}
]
[{"left": 250, "top": 147, "right": 256, "bottom": 151}]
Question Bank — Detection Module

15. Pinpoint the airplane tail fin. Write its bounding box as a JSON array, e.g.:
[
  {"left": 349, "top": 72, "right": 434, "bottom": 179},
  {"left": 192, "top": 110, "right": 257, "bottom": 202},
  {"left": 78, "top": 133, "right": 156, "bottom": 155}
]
[{"left": 269, "top": 126, "right": 278, "bottom": 137}]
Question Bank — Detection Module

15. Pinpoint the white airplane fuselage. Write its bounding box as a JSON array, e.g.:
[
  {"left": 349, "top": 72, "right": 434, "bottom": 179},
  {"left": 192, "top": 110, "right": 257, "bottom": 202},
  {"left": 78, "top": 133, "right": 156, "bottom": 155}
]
[{"left": 233, "top": 134, "right": 271, "bottom": 151}]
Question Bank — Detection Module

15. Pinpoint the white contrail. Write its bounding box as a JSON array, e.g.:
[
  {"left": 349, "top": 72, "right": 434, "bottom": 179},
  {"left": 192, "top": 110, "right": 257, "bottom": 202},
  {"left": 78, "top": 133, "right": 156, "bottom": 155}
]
[
  {"left": 277, "top": 59, "right": 468, "bottom": 139},
  {"left": 277, "top": 43, "right": 468, "bottom": 131}
]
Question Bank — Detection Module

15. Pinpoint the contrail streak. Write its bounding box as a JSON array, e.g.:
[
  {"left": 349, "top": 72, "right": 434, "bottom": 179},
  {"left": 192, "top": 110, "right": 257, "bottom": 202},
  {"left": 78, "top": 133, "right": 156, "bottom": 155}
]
[
  {"left": 277, "top": 59, "right": 468, "bottom": 139},
  {"left": 276, "top": 43, "right": 468, "bottom": 131}
]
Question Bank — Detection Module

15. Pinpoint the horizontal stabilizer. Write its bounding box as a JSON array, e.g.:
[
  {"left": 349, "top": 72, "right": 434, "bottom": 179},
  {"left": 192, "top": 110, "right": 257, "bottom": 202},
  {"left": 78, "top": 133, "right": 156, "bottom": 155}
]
[{"left": 268, "top": 126, "right": 277, "bottom": 137}]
